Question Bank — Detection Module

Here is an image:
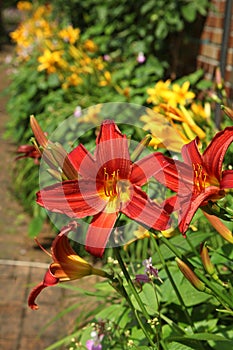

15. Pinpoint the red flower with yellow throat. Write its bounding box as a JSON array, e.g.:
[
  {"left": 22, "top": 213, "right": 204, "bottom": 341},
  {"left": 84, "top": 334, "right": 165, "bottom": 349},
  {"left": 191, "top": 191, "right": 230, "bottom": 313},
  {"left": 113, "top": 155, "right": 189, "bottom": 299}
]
[{"left": 36, "top": 120, "right": 169, "bottom": 257}]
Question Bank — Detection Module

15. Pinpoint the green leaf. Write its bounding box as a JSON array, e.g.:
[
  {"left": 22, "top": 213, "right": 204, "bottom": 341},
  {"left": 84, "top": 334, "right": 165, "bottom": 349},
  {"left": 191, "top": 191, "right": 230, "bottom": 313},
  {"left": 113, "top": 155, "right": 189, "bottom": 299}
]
[
  {"left": 96, "top": 304, "right": 127, "bottom": 323},
  {"left": 181, "top": 3, "right": 197, "bottom": 22},
  {"left": 131, "top": 283, "right": 160, "bottom": 315},
  {"left": 141, "top": 0, "right": 156, "bottom": 15},
  {"left": 28, "top": 215, "right": 44, "bottom": 238},
  {"left": 168, "top": 342, "right": 195, "bottom": 350},
  {"left": 155, "top": 20, "right": 168, "bottom": 39},
  {"left": 168, "top": 333, "right": 231, "bottom": 342},
  {"left": 160, "top": 266, "right": 211, "bottom": 306},
  {"left": 47, "top": 73, "right": 60, "bottom": 88}
]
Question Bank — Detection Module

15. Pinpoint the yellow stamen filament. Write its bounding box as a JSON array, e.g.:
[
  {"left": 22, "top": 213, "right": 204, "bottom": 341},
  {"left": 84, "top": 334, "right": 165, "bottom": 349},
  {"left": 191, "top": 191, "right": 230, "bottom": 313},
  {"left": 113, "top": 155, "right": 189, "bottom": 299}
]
[
  {"left": 193, "top": 164, "right": 207, "bottom": 193},
  {"left": 104, "top": 168, "right": 120, "bottom": 198}
]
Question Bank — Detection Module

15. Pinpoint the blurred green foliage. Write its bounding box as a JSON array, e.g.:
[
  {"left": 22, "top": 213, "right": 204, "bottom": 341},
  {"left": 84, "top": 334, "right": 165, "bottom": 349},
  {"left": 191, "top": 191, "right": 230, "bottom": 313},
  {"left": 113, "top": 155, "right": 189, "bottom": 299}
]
[
  {"left": 5, "top": 0, "right": 212, "bottom": 233},
  {"left": 45, "top": 0, "right": 209, "bottom": 78}
]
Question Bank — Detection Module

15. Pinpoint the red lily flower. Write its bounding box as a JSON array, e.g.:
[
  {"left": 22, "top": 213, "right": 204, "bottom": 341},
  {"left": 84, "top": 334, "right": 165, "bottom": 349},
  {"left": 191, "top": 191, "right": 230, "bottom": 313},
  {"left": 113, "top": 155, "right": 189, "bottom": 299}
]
[
  {"left": 16, "top": 144, "right": 41, "bottom": 164},
  {"left": 37, "top": 120, "right": 169, "bottom": 257},
  {"left": 28, "top": 221, "right": 107, "bottom": 310},
  {"left": 154, "top": 127, "right": 233, "bottom": 234}
]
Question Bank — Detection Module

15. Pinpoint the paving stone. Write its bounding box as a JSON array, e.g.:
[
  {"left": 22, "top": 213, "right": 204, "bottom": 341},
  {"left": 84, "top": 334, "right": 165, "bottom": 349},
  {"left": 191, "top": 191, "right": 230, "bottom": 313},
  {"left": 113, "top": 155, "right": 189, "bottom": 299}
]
[
  {"left": 0, "top": 304, "right": 22, "bottom": 345},
  {"left": 0, "top": 49, "right": 100, "bottom": 350}
]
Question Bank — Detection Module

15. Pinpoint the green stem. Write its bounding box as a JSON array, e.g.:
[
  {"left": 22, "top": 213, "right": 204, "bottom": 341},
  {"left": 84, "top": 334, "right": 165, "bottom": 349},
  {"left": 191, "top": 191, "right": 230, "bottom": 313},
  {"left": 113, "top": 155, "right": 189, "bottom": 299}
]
[
  {"left": 151, "top": 282, "right": 162, "bottom": 348},
  {"left": 155, "top": 231, "right": 233, "bottom": 310},
  {"left": 185, "top": 233, "right": 202, "bottom": 260},
  {"left": 150, "top": 234, "right": 197, "bottom": 332},
  {"left": 113, "top": 247, "right": 156, "bottom": 347}
]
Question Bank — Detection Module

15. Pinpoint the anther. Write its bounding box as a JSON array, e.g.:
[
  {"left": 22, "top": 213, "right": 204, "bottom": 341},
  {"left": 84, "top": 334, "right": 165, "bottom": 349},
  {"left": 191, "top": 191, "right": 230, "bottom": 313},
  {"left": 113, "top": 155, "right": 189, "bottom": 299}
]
[{"left": 103, "top": 168, "right": 120, "bottom": 198}]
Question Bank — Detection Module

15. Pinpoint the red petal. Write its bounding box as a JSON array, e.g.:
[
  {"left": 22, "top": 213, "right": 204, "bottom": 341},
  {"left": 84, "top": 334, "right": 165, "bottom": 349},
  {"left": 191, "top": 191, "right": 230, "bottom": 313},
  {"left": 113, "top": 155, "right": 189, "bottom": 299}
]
[
  {"left": 221, "top": 170, "right": 233, "bottom": 189},
  {"left": 131, "top": 153, "right": 169, "bottom": 186},
  {"left": 121, "top": 185, "right": 169, "bottom": 231},
  {"left": 153, "top": 153, "right": 193, "bottom": 192},
  {"left": 203, "top": 126, "right": 233, "bottom": 180},
  {"left": 95, "top": 120, "right": 131, "bottom": 178},
  {"left": 162, "top": 195, "right": 179, "bottom": 214},
  {"left": 181, "top": 138, "right": 202, "bottom": 166},
  {"left": 28, "top": 271, "right": 58, "bottom": 310},
  {"left": 37, "top": 180, "right": 106, "bottom": 218},
  {"left": 68, "top": 144, "right": 95, "bottom": 177},
  {"left": 178, "top": 186, "right": 221, "bottom": 234},
  {"left": 51, "top": 221, "right": 79, "bottom": 262},
  {"left": 85, "top": 211, "right": 118, "bottom": 257}
]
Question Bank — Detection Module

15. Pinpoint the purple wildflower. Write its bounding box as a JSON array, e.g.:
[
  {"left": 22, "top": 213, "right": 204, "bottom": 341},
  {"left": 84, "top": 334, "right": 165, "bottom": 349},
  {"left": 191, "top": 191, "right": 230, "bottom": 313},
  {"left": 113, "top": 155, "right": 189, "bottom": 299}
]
[
  {"left": 137, "top": 52, "right": 146, "bottom": 64},
  {"left": 135, "top": 257, "right": 163, "bottom": 284},
  {"left": 103, "top": 54, "right": 111, "bottom": 61},
  {"left": 86, "top": 331, "right": 104, "bottom": 350},
  {"left": 74, "top": 106, "right": 82, "bottom": 118}
]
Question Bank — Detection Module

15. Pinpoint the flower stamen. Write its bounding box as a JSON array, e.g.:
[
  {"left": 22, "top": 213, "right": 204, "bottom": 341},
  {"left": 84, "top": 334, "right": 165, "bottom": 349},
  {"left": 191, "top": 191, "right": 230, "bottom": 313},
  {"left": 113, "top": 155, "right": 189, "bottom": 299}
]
[
  {"left": 193, "top": 163, "right": 207, "bottom": 193},
  {"left": 103, "top": 168, "right": 120, "bottom": 198}
]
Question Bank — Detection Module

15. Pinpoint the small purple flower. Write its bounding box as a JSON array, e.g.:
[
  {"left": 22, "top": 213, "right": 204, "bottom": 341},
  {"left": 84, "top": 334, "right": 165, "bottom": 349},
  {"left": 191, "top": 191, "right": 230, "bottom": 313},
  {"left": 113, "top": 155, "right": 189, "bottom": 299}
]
[
  {"left": 143, "top": 257, "right": 159, "bottom": 278},
  {"left": 135, "top": 258, "right": 162, "bottom": 284},
  {"left": 86, "top": 331, "right": 104, "bottom": 350},
  {"left": 74, "top": 106, "right": 82, "bottom": 118},
  {"left": 137, "top": 52, "right": 146, "bottom": 64},
  {"left": 103, "top": 54, "right": 111, "bottom": 61},
  {"left": 135, "top": 274, "right": 150, "bottom": 283},
  {"left": 86, "top": 339, "right": 102, "bottom": 350}
]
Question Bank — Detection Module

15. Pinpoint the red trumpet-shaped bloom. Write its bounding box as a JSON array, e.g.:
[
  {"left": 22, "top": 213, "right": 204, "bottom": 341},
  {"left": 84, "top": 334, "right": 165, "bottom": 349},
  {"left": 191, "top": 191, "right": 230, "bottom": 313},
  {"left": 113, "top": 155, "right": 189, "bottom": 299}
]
[
  {"left": 28, "top": 221, "right": 106, "bottom": 310},
  {"left": 37, "top": 120, "right": 169, "bottom": 257},
  {"left": 154, "top": 127, "right": 233, "bottom": 234}
]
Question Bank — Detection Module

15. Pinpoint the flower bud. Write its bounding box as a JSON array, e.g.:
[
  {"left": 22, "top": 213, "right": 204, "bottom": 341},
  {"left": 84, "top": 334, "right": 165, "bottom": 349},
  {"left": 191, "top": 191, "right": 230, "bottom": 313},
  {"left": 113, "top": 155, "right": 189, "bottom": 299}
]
[
  {"left": 30, "top": 115, "right": 49, "bottom": 148},
  {"left": 221, "top": 105, "right": 233, "bottom": 121},
  {"left": 176, "top": 258, "right": 206, "bottom": 292},
  {"left": 203, "top": 212, "right": 233, "bottom": 244},
  {"left": 49, "top": 142, "right": 78, "bottom": 180},
  {"left": 215, "top": 67, "right": 223, "bottom": 90},
  {"left": 131, "top": 134, "right": 152, "bottom": 162},
  {"left": 200, "top": 242, "right": 215, "bottom": 275}
]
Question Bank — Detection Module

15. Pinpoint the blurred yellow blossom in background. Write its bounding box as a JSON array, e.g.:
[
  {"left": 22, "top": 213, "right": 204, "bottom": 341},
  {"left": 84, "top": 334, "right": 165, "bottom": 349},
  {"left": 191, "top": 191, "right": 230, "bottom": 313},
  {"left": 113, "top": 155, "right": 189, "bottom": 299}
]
[{"left": 141, "top": 80, "right": 209, "bottom": 152}]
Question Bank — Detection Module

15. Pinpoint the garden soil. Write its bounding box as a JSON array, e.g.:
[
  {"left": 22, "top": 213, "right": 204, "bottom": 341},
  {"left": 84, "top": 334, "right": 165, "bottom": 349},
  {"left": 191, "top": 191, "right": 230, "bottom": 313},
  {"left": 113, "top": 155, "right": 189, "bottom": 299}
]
[{"left": 0, "top": 45, "right": 99, "bottom": 350}]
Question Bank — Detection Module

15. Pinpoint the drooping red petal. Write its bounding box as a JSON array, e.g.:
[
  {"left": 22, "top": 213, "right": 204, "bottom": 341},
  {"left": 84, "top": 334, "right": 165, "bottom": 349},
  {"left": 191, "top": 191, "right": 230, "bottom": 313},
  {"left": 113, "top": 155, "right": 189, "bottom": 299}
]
[
  {"left": 51, "top": 221, "right": 79, "bottom": 262},
  {"left": 181, "top": 138, "right": 202, "bottom": 166},
  {"left": 152, "top": 153, "right": 193, "bottom": 192},
  {"left": 203, "top": 126, "right": 233, "bottom": 180},
  {"left": 37, "top": 179, "right": 106, "bottom": 218},
  {"left": 95, "top": 120, "right": 131, "bottom": 179},
  {"left": 85, "top": 211, "right": 118, "bottom": 257},
  {"left": 28, "top": 270, "right": 58, "bottom": 310},
  {"left": 131, "top": 153, "right": 169, "bottom": 186},
  {"left": 221, "top": 170, "right": 233, "bottom": 189},
  {"left": 121, "top": 185, "right": 170, "bottom": 231},
  {"left": 68, "top": 143, "right": 96, "bottom": 178},
  {"left": 178, "top": 186, "right": 222, "bottom": 234}
]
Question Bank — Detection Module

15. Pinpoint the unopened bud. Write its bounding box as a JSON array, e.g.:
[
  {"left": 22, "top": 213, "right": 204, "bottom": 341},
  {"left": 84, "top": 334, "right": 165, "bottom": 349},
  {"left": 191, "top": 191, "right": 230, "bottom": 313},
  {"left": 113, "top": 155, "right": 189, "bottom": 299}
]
[
  {"left": 200, "top": 242, "right": 215, "bottom": 275},
  {"left": 221, "top": 105, "right": 233, "bottom": 121},
  {"left": 49, "top": 142, "right": 78, "bottom": 180},
  {"left": 176, "top": 258, "right": 206, "bottom": 292},
  {"left": 208, "top": 91, "right": 222, "bottom": 103},
  {"left": 131, "top": 134, "right": 152, "bottom": 162},
  {"left": 215, "top": 67, "right": 223, "bottom": 90},
  {"left": 30, "top": 115, "right": 49, "bottom": 148},
  {"left": 203, "top": 212, "right": 233, "bottom": 244}
]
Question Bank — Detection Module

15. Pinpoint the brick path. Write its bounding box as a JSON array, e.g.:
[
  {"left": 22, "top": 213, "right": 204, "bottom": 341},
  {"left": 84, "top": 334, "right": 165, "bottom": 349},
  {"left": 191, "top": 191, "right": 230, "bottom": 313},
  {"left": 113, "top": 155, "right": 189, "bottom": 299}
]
[
  {"left": 0, "top": 260, "right": 73, "bottom": 350},
  {"left": 0, "top": 259, "right": 99, "bottom": 350},
  {"left": 0, "top": 46, "right": 99, "bottom": 350}
]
